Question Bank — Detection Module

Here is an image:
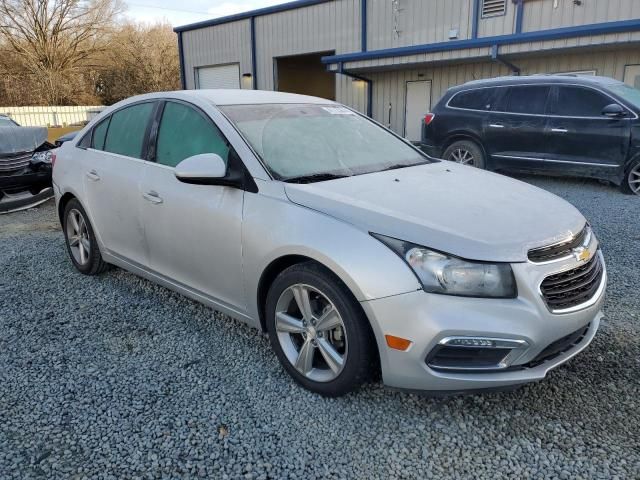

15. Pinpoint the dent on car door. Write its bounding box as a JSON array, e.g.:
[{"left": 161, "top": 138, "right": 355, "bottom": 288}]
[
  {"left": 82, "top": 101, "right": 156, "bottom": 266},
  {"left": 485, "top": 85, "right": 552, "bottom": 168},
  {"left": 140, "top": 100, "right": 246, "bottom": 311},
  {"left": 545, "top": 85, "right": 630, "bottom": 172}
]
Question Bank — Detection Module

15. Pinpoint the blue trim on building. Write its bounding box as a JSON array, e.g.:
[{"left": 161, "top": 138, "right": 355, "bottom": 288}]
[
  {"left": 361, "top": 0, "right": 367, "bottom": 52},
  {"left": 250, "top": 17, "right": 258, "bottom": 89},
  {"left": 471, "top": 0, "right": 481, "bottom": 39},
  {"left": 177, "top": 31, "right": 186, "bottom": 89},
  {"left": 514, "top": 0, "right": 524, "bottom": 34},
  {"left": 173, "top": 0, "right": 333, "bottom": 32},
  {"left": 322, "top": 18, "right": 640, "bottom": 65}
]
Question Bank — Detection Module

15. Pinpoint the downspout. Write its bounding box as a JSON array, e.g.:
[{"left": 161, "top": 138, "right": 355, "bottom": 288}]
[
  {"left": 250, "top": 17, "right": 258, "bottom": 89},
  {"left": 177, "top": 31, "right": 186, "bottom": 90},
  {"left": 338, "top": 63, "right": 373, "bottom": 118},
  {"left": 514, "top": 0, "right": 524, "bottom": 34},
  {"left": 491, "top": 44, "right": 521, "bottom": 75},
  {"left": 471, "top": 0, "right": 481, "bottom": 39},
  {"left": 361, "top": 0, "right": 367, "bottom": 51}
]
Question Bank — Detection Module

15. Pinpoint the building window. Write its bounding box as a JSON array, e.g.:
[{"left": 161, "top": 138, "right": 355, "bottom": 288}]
[{"left": 482, "top": 0, "right": 507, "bottom": 18}]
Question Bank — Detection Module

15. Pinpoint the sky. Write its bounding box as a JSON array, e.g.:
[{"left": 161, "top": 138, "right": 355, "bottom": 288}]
[{"left": 123, "top": 0, "right": 288, "bottom": 27}]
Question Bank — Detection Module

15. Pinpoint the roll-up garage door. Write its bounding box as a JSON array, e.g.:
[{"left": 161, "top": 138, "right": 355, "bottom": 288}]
[{"left": 196, "top": 64, "right": 240, "bottom": 89}]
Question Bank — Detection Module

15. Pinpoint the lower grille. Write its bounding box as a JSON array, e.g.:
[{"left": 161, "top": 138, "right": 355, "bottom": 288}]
[
  {"left": 516, "top": 324, "right": 590, "bottom": 370},
  {"left": 540, "top": 252, "right": 604, "bottom": 312},
  {"left": 0, "top": 151, "right": 32, "bottom": 174}
]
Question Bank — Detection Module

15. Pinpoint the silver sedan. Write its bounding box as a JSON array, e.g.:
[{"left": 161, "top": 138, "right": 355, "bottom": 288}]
[{"left": 52, "top": 90, "right": 606, "bottom": 396}]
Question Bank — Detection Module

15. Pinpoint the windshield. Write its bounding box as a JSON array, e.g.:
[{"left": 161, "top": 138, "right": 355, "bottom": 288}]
[
  {"left": 0, "top": 117, "right": 17, "bottom": 127},
  {"left": 609, "top": 84, "right": 640, "bottom": 109},
  {"left": 220, "top": 104, "right": 429, "bottom": 180}
]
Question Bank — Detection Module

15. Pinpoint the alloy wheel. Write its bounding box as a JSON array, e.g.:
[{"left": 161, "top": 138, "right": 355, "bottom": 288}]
[
  {"left": 629, "top": 163, "right": 640, "bottom": 195},
  {"left": 274, "top": 284, "right": 348, "bottom": 382},
  {"left": 66, "top": 208, "right": 91, "bottom": 265},
  {"left": 450, "top": 148, "right": 475, "bottom": 166}
]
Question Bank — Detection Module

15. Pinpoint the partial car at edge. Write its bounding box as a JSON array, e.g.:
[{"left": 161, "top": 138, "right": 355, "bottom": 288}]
[{"left": 52, "top": 90, "right": 606, "bottom": 396}]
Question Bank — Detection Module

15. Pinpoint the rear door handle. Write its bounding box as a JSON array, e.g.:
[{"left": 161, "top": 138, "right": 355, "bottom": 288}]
[
  {"left": 143, "top": 190, "right": 163, "bottom": 204},
  {"left": 489, "top": 123, "right": 505, "bottom": 128},
  {"left": 551, "top": 128, "right": 569, "bottom": 133},
  {"left": 86, "top": 170, "right": 100, "bottom": 181}
]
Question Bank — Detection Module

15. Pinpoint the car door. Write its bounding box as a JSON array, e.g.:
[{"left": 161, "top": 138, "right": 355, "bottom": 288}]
[
  {"left": 484, "top": 85, "right": 552, "bottom": 169},
  {"left": 545, "top": 85, "right": 630, "bottom": 171},
  {"left": 81, "top": 101, "right": 156, "bottom": 266},
  {"left": 140, "top": 100, "right": 245, "bottom": 310}
]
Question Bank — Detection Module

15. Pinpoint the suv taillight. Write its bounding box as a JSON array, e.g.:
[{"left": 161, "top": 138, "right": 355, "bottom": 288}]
[{"left": 424, "top": 113, "right": 435, "bottom": 125}]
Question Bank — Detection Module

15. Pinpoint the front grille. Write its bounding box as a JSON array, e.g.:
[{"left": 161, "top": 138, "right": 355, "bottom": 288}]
[
  {"left": 522, "top": 324, "right": 589, "bottom": 369},
  {"left": 528, "top": 225, "right": 589, "bottom": 263},
  {"left": 0, "top": 151, "right": 32, "bottom": 174},
  {"left": 540, "top": 252, "right": 603, "bottom": 311}
]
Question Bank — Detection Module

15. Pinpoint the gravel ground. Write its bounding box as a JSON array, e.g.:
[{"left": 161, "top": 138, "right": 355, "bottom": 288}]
[{"left": 1, "top": 175, "right": 639, "bottom": 479}]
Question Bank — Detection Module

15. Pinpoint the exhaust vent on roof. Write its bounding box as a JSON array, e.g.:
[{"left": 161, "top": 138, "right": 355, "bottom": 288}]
[{"left": 482, "top": 0, "right": 507, "bottom": 18}]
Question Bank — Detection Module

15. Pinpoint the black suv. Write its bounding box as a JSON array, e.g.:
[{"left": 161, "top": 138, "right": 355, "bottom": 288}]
[{"left": 422, "top": 75, "right": 640, "bottom": 195}]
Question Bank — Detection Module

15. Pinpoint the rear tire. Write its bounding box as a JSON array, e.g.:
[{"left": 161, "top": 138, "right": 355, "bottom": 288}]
[
  {"left": 63, "top": 198, "right": 110, "bottom": 275},
  {"left": 265, "top": 262, "right": 377, "bottom": 397},
  {"left": 620, "top": 158, "right": 640, "bottom": 195},
  {"left": 443, "top": 140, "right": 486, "bottom": 169}
]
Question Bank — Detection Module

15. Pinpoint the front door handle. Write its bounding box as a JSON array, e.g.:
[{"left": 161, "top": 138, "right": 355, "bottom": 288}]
[
  {"left": 489, "top": 123, "right": 505, "bottom": 128},
  {"left": 143, "top": 190, "right": 163, "bottom": 205},
  {"left": 86, "top": 170, "right": 100, "bottom": 181},
  {"left": 551, "top": 128, "right": 569, "bottom": 133}
]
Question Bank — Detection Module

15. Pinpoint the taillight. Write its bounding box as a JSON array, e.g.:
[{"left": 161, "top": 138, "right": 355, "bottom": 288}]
[
  {"left": 50, "top": 153, "right": 57, "bottom": 168},
  {"left": 424, "top": 113, "right": 435, "bottom": 125}
]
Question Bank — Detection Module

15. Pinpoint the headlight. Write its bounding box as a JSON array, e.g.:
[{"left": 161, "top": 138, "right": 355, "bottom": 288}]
[
  {"left": 372, "top": 234, "right": 517, "bottom": 298},
  {"left": 31, "top": 150, "right": 53, "bottom": 164}
]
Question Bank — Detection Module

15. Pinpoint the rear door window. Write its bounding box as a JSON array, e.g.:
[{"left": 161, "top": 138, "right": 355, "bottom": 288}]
[
  {"left": 103, "top": 102, "right": 155, "bottom": 159},
  {"left": 448, "top": 89, "right": 495, "bottom": 111},
  {"left": 91, "top": 117, "right": 110, "bottom": 150},
  {"left": 553, "top": 86, "right": 612, "bottom": 117},
  {"left": 501, "top": 86, "right": 551, "bottom": 115},
  {"left": 155, "top": 101, "right": 229, "bottom": 168}
]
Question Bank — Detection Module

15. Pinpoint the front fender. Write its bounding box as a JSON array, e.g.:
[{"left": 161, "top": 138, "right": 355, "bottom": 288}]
[{"left": 241, "top": 185, "right": 421, "bottom": 322}]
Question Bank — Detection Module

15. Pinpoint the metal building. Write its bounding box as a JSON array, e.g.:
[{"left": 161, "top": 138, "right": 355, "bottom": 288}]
[{"left": 175, "top": 0, "right": 640, "bottom": 140}]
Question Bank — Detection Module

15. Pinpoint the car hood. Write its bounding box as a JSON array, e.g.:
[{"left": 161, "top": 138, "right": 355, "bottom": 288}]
[
  {"left": 0, "top": 126, "right": 48, "bottom": 156},
  {"left": 284, "top": 162, "right": 586, "bottom": 262}
]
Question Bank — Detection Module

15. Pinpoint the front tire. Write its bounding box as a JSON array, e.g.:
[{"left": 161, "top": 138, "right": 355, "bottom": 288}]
[
  {"left": 442, "top": 140, "right": 486, "bottom": 169},
  {"left": 63, "top": 199, "right": 109, "bottom": 275},
  {"left": 621, "top": 158, "right": 640, "bottom": 195},
  {"left": 265, "top": 262, "right": 377, "bottom": 397}
]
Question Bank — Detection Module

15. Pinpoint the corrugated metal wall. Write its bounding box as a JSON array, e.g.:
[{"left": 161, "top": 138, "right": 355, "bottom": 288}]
[
  {"left": 366, "top": 46, "right": 640, "bottom": 134},
  {"left": 181, "top": 20, "right": 252, "bottom": 90},
  {"left": 523, "top": 0, "right": 640, "bottom": 32}
]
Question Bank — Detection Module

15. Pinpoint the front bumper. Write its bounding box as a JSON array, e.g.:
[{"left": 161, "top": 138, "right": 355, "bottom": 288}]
[{"left": 361, "top": 251, "right": 606, "bottom": 393}]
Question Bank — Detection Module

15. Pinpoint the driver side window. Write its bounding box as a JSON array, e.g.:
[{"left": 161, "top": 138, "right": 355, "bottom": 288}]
[{"left": 155, "top": 101, "right": 230, "bottom": 168}]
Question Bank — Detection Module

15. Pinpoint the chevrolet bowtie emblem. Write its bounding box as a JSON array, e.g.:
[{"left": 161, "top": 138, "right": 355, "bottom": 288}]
[{"left": 573, "top": 246, "right": 591, "bottom": 262}]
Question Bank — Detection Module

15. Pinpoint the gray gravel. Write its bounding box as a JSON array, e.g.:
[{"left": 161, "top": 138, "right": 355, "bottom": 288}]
[{"left": 1, "top": 175, "right": 639, "bottom": 479}]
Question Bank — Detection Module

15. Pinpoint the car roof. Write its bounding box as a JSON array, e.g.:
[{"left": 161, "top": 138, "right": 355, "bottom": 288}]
[
  {"left": 115, "top": 89, "right": 337, "bottom": 107},
  {"left": 450, "top": 74, "right": 625, "bottom": 92}
]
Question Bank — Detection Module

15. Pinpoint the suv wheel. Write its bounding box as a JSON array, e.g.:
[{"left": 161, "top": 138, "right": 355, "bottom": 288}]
[
  {"left": 443, "top": 140, "right": 486, "bottom": 169},
  {"left": 621, "top": 158, "right": 640, "bottom": 195},
  {"left": 63, "top": 199, "right": 110, "bottom": 275},
  {"left": 265, "top": 262, "right": 377, "bottom": 397}
]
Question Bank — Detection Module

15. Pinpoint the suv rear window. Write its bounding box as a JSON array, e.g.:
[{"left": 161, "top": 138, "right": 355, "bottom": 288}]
[
  {"left": 500, "top": 86, "right": 551, "bottom": 115},
  {"left": 553, "top": 86, "right": 612, "bottom": 117},
  {"left": 448, "top": 89, "right": 494, "bottom": 111}
]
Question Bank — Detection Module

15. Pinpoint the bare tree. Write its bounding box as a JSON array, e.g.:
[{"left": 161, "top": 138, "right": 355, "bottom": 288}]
[{"left": 0, "top": 0, "right": 123, "bottom": 104}]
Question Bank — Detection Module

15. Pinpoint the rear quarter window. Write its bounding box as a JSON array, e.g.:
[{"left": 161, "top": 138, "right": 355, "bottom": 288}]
[{"left": 448, "top": 89, "right": 494, "bottom": 111}]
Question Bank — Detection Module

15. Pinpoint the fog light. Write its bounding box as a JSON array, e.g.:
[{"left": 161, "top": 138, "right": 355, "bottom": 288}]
[
  {"left": 426, "top": 336, "right": 529, "bottom": 372},
  {"left": 446, "top": 338, "right": 494, "bottom": 347}
]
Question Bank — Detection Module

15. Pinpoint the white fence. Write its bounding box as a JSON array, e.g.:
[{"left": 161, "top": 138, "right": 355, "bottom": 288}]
[{"left": 0, "top": 106, "right": 105, "bottom": 127}]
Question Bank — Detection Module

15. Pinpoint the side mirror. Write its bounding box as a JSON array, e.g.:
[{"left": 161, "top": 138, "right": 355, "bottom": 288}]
[
  {"left": 175, "top": 153, "right": 226, "bottom": 184},
  {"left": 602, "top": 103, "right": 627, "bottom": 118}
]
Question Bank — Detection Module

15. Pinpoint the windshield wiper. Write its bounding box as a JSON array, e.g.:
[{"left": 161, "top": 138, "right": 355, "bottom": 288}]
[
  {"left": 282, "top": 173, "right": 351, "bottom": 184},
  {"left": 380, "top": 160, "right": 430, "bottom": 172}
]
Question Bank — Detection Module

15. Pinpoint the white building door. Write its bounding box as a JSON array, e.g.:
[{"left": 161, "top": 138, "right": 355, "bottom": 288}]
[
  {"left": 196, "top": 64, "right": 240, "bottom": 89},
  {"left": 404, "top": 80, "right": 431, "bottom": 142},
  {"left": 624, "top": 65, "right": 640, "bottom": 89}
]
